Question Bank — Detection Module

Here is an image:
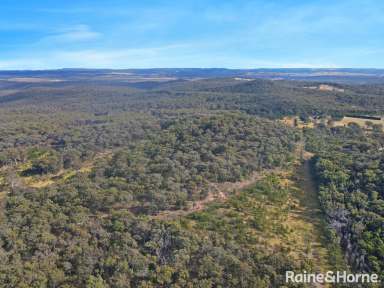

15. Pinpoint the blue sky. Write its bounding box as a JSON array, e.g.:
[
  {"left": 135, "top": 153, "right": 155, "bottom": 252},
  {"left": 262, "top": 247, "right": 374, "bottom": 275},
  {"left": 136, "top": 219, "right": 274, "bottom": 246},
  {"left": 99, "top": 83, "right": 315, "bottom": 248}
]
[{"left": 0, "top": 0, "right": 383, "bottom": 69}]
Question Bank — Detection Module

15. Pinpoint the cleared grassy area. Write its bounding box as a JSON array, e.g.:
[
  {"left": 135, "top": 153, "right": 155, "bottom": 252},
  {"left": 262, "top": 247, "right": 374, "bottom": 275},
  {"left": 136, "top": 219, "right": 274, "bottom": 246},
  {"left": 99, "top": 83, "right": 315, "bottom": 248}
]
[
  {"left": 183, "top": 159, "right": 339, "bottom": 281},
  {"left": 23, "top": 177, "right": 54, "bottom": 188},
  {"left": 333, "top": 116, "right": 383, "bottom": 129}
]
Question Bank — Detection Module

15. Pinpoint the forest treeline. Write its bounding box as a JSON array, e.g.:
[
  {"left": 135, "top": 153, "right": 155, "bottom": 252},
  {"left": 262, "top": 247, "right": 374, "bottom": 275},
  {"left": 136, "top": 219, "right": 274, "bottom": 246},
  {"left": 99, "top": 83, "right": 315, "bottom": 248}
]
[
  {"left": 305, "top": 124, "right": 384, "bottom": 279},
  {"left": 2, "top": 77, "right": 384, "bottom": 119}
]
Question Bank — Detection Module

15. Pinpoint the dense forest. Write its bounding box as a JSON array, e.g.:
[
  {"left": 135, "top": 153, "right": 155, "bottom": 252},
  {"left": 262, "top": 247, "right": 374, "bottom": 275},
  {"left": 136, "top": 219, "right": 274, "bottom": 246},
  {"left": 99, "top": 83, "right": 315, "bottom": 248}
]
[
  {"left": 0, "top": 112, "right": 301, "bottom": 287},
  {"left": 305, "top": 124, "right": 384, "bottom": 279},
  {"left": 0, "top": 74, "right": 383, "bottom": 287}
]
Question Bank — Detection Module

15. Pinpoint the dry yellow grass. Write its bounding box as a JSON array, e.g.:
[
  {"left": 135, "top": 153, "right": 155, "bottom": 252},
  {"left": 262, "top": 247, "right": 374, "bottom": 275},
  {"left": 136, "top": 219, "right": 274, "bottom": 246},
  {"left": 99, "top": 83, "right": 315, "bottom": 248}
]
[
  {"left": 318, "top": 84, "right": 344, "bottom": 92},
  {"left": 0, "top": 176, "right": 5, "bottom": 186},
  {"left": 13, "top": 150, "right": 113, "bottom": 189},
  {"left": 297, "top": 121, "right": 314, "bottom": 129},
  {"left": 62, "top": 170, "right": 77, "bottom": 180},
  {"left": 333, "top": 116, "right": 383, "bottom": 128},
  {"left": 0, "top": 191, "right": 7, "bottom": 200},
  {"left": 24, "top": 177, "right": 54, "bottom": 188},
  {"left": 246, "top": 165, "right": 332, "bottom": 281},
  {"left": 281, "top": 116, "right": 296, "bottom": 127},
  {"left": 280, "top": 116, "right": 315, "bottom": 129},
  {"left": 79, "top": 166, "right": 92, "bottom": 173},
  {"left": 17, "top": 161, "right": 32, "bottom": 172}
]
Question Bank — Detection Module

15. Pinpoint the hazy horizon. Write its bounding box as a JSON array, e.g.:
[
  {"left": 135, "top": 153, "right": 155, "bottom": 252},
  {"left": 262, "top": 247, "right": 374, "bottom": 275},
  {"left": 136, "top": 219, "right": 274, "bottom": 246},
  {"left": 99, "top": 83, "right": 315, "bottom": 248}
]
[{"left": 1, "top": 67, "right": 384, "bottom": 72}]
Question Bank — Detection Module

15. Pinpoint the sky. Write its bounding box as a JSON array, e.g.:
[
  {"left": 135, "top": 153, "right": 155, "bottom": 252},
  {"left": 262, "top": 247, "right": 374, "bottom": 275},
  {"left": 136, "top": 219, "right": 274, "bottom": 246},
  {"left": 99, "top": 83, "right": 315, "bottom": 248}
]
[{"left": 0, "top": 0, "right": 383, "bottom": 69}]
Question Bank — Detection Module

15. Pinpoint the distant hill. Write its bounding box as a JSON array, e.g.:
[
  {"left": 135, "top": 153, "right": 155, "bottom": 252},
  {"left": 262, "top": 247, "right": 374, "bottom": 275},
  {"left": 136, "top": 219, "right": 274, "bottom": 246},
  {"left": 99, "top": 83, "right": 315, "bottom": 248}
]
[
  {"left": 1, "top": 74, "right": 384, "bottom": 119},
  {"left": 1, "top": 68, "right": 384, "bottom": 84}
]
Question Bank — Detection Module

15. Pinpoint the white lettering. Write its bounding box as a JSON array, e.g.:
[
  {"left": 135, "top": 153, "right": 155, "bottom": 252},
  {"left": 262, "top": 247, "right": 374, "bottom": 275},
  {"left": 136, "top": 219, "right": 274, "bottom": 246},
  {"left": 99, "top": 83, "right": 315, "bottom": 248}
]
[
  {"left": 285, "top": 271, "right": 380, "bottom": 284},
  {"left": 286, "top": 271, "right": 295, "bottom": 283}
]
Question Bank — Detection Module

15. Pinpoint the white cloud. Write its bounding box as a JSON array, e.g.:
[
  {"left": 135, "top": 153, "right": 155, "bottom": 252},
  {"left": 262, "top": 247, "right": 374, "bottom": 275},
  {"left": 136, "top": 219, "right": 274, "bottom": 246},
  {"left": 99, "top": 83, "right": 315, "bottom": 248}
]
[
  {"left": 42, "top": 25, "right": 101, "bottom": 43},
  {"left": 51, "top": 43, "right": 192, "bottom": 67}
]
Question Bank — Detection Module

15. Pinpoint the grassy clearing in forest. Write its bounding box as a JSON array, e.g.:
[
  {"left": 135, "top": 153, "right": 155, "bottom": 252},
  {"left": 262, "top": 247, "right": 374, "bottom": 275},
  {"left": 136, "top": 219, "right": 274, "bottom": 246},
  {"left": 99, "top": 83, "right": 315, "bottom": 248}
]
[
  {"left": 184, "top": 159, "right": 339, "bottom": 280},
  {"left": 6, "top": 150, "right": 114, "bottom": 189}
]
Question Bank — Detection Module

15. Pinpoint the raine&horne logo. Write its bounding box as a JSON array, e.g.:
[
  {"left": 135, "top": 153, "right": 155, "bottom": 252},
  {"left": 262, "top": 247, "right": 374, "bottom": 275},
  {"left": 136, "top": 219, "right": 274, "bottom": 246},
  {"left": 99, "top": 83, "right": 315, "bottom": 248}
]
[{"left": 285, "top": 270, "right": 380, "bottom": 284}]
